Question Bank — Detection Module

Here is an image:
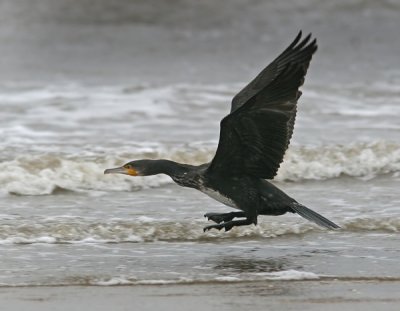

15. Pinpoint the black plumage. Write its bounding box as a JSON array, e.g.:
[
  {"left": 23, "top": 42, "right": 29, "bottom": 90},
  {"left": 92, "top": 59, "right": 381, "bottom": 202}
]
[{"left": 104, "top": 32, "right": 340, "bottom": 232}]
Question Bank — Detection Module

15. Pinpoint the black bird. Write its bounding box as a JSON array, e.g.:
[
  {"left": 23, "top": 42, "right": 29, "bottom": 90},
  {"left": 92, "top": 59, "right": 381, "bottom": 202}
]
[{"left": 104, "top": 32, "right": 340, "bottom": 232}]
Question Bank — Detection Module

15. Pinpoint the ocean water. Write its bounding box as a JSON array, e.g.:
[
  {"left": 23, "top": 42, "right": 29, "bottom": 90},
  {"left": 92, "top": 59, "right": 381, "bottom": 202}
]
[{"left": 0, "top": 0, "right": 400, "bottom": 287}]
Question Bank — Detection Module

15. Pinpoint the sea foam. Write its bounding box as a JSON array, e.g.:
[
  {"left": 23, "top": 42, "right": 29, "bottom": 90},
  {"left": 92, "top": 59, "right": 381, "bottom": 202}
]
[
  {"left": 0, "top": 216, "right": 398, "bottom": 245},
  {"left": 0, "top": 140, "right": 399, "bottom": 195}
]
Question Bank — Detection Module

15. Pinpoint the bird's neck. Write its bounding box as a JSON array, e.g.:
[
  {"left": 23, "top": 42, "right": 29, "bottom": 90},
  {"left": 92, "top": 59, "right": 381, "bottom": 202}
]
[{"left": 146, "top": 159, "right": 191, "bottom": 178}]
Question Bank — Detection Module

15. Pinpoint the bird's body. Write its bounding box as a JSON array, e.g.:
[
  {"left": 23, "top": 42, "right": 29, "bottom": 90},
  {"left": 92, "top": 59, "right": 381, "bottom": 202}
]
[{"left": 105, "top": 32, "right": 340, "bottom": 232}]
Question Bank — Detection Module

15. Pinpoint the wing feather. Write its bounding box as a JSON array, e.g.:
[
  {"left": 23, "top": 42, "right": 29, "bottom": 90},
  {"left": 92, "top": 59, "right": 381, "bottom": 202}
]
[
  {"left": 208, "top": 32, "right": 317, "bottom": 179},
  {"left": 231, "top": 31, "right": 316, "bottom": 113}
]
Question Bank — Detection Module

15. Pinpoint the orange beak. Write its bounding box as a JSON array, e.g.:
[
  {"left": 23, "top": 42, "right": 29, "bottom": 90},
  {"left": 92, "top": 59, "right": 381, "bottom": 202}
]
[{"left": 104, "top": 166, "right": 138, "bottom": 176}]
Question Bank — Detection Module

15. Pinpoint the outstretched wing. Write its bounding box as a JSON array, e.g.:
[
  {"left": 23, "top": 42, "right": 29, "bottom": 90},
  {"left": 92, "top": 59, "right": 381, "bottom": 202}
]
[
  {"left": 231, "top": 31, "right": 310, "bottom": 112},
  {"left": 207, "top": 32, "right": 317, "bottom": 179}
]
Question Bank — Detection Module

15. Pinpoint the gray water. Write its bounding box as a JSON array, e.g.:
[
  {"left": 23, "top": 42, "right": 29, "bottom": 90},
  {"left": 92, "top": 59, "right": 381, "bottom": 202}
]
[{"left": 0, "top": 0, "right": 399, "bottom": 286}]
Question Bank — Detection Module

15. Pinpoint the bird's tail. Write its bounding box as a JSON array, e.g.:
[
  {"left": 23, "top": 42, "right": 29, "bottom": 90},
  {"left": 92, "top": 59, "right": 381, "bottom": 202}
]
[{"left": 291, "top": 203, "right": 340, "bottom": 230}]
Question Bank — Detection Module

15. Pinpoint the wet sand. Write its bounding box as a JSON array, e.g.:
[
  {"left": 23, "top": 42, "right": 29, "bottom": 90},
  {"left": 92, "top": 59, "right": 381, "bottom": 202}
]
[{"left": 1, "top": 280, "right": 399, "bottom": 311}]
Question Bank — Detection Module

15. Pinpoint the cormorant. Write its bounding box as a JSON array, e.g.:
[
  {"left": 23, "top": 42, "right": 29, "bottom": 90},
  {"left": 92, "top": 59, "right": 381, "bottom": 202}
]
[{"left": 104, "top": 31, "right": 340, "bottom": 232}]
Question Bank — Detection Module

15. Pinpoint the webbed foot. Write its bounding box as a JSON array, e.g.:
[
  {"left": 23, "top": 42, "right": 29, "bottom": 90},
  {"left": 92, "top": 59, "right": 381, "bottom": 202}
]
[
  {"left": 204, "top": 213, "right": 226, "bottom": 224},
  {"left": 204, "top": 212, "right": 246, "bottom": 224},
  {"left": 203, "top": 218, "right": 255, "bottom": 233},
  {"left": 203, "top": 222, "right": 234, "bottom": 232}
]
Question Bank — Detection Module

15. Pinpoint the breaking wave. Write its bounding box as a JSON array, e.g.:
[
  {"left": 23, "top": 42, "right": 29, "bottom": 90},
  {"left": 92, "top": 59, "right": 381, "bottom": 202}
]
[
  {"left": 0, "top": 216, "right": 398, "bottom": 245},
  {"left": 0, "top": 269, "right": 322, "bottom": 287},
  {"left": 0, "top": 140, "right": 399, "bottom": 195},
  {"left": 70, "top": 270, "right": 321, "bottom": 286}
]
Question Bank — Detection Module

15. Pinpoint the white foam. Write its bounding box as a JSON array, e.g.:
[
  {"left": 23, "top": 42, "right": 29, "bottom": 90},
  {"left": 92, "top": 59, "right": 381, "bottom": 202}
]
[
  {"left": 1, "top": 81, "right": 400, "bottom": 194},
  {"left": 305, "top": 81, "right": 400, "bottom": 118},
  {"left": 344, "top": 217, "right": 400, "bottom": 232},
  {"left": 215, "top": 276, "right": 241, "bottom": 282},
  {"left": 0, "top": 236, "right": 58, "bottom": 245},
  {"left": 276, "top": 140, "right": 400, "bottom": 181},
  {"left": 92, "top": 277, "right": 196, "bottom": 286},
  {"left": 258, "top": 270, "right": 320, "bottom": 281},
  {"left": 94, "top": 277, "right": 135, "bottom": 286},
  {"left": 0, "top": 140, "right": 399, "bottom": 195},
  {"left": 87, "top": 271, "right": 318, "bottom": 286},
  {"left": 1, "top": 216, "right": 398, "bottom": 245}
]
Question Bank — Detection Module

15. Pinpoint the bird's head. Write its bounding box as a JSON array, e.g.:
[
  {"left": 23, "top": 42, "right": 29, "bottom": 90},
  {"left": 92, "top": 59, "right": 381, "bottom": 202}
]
[
  {"left": 104, "top": 160, "right": 150, "bottom": 177},
  {"left": 105, "top": 159, "right": 183, "bottom": 177}
]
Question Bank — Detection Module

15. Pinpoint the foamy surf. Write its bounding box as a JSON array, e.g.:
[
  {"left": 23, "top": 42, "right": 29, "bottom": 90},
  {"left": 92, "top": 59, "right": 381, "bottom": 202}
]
[
  {"left": 0, "top": 216, "right": 398, "bottom": 245},
  {"left": 90, "top": 270, "right": 320, "bottom": 286},
  {"left": 0, "top": 270, "right": 321, "bottom": 287},
  {"left": 72, "top": 273, "right": 400, "bottom": 287},
  {"left": 0, "top": 140, "right": 399, "bottom": 195}
]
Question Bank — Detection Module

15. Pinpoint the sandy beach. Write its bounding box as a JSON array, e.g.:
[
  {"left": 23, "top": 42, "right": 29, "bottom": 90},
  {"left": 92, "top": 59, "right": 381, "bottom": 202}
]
[{"left": 1, "top": 280, "right": 400, "bottom": 311}]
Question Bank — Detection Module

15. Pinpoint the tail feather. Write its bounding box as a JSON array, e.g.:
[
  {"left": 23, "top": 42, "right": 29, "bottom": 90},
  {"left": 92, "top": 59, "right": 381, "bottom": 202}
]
[{"left": 291, "top": 203, "right": 340, "bottom": 230}]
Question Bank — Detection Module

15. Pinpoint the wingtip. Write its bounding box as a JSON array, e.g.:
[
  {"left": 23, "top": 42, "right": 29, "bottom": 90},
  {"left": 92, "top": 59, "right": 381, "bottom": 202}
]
[
  {"left": 294, "top": 31, "right": 318, "bottom": 55},
  {"left": 311, "top": 38, "right": 318, "bottom": 52},
  {"left": 289, "top": 30, "right": 303, "bottom": 49},
  {"left": 296, "top": 32, "right": 312, "bottom": 50},
  {"left": 304, "top": 32, "right": 312, "bottom": 41}
]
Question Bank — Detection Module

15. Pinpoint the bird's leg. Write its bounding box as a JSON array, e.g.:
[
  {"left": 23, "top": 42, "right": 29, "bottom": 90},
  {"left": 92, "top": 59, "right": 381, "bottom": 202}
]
[
  {"left": 204, "top": 212, "right": 246, "bottom": 224},
  {"left": 203, "top": 217, "right": 256, "bottom": 232}
]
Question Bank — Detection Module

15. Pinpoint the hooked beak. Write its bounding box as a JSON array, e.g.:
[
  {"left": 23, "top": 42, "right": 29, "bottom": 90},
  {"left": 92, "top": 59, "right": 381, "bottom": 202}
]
[{"left": 104, "top": 166, "right": 138, "bottom": 176}]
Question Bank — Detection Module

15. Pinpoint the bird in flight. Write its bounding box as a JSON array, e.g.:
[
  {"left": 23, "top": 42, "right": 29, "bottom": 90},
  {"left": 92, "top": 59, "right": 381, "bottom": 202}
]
[{"left": 105, "top": 31, "right": 340, "bottom": 232}]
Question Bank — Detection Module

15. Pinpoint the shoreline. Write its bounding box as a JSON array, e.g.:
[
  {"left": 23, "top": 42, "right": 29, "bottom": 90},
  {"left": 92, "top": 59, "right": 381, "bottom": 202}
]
[{"left": 1, "top": 280, "right": 399, "bottom": 311}]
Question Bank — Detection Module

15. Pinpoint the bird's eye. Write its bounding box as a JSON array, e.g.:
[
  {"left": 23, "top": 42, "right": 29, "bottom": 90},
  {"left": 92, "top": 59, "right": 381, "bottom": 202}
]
[{"left": 124, "top": 164, "right": 132, "bottom": 169}]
